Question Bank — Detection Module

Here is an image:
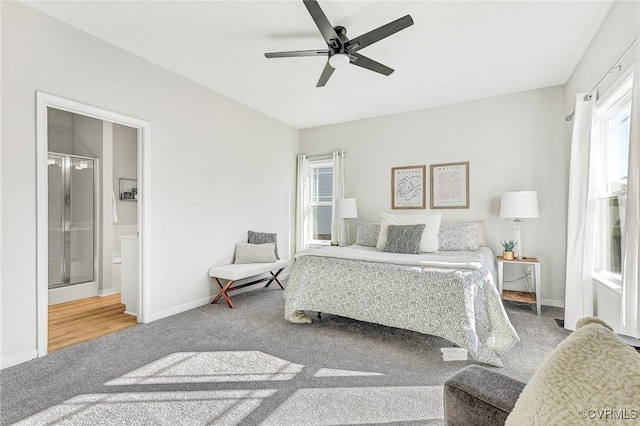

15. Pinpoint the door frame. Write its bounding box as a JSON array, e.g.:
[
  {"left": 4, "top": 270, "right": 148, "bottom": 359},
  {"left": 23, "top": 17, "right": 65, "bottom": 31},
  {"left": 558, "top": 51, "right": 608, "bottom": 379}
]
[{"left": 36, "top": 92, "right": 151, "bottom": 357}]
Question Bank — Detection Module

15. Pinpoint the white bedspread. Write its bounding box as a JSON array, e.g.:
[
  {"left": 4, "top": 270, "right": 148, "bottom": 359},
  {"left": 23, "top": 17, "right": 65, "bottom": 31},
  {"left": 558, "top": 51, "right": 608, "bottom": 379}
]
[{"left": 296, "top": 245, "right": 491, "bottom": 270}]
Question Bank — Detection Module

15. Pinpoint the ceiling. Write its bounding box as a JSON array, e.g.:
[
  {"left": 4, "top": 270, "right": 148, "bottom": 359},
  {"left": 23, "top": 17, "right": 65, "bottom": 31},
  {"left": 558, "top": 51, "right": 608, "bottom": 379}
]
[{"left": 24, "top": 1, "right": 614, "bottom": 129}]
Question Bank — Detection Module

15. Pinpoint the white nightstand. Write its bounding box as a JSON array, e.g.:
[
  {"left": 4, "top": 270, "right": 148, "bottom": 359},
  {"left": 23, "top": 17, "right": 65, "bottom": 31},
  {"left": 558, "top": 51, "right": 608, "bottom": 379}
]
[{"left": 496, "top": 256, "right": 541, "bottom": 315}]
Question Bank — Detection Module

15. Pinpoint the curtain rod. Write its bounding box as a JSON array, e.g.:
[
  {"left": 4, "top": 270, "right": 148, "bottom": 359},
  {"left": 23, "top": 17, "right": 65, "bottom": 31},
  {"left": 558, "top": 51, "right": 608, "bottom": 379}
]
[
  {"left": 565, "top": 39, "right": 637, "bottom": 122},
  {"left": 305, "top": 151, "right": 346, "bottom": 160}
]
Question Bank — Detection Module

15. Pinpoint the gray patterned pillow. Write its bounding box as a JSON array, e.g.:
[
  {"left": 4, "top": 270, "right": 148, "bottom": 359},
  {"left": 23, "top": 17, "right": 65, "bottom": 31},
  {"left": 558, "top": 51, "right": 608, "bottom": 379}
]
[
  {"left": 248, "top": 231, "right": 279, "bottom": 259},
  {"left": 384, "top": 224, "right": 426, "bottom": 254},
  {"left": 355, "top": 222, "right": 381, "bottom": 247},
  {"left": 438, "top": 222, "right": 480, "bottom": 251}
]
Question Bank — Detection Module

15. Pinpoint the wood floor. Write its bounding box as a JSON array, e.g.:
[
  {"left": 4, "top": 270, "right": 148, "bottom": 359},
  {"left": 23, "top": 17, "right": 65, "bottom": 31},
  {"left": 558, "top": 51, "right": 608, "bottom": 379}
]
[{"left": 48, "top": 293, "right": 138, "bottom": 352}]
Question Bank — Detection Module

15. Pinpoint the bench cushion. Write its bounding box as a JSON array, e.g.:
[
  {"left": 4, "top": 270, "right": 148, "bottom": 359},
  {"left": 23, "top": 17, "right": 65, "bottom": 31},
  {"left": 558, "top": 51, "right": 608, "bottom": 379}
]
[{"left": 209, "top": 259, "right": 289, "bottom": 281}]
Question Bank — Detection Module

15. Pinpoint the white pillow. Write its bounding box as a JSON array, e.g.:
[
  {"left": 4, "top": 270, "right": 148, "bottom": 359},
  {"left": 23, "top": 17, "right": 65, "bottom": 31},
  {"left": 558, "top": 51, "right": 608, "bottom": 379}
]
[
  {"left": 234, "top": 242, "right": 277, "bottom": 264},
  {"left": 376, "top": 212, "right": 442, "bottom": 253}
]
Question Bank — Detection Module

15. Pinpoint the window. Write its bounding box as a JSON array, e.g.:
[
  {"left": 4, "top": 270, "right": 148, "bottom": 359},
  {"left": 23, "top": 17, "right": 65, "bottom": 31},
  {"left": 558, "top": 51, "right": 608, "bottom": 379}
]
[
  {"left": 309, "top": 160, "right": 333, "bottom": 243},
  {"left": 593, "top": 74, "right": 633, "bottom": 282}
]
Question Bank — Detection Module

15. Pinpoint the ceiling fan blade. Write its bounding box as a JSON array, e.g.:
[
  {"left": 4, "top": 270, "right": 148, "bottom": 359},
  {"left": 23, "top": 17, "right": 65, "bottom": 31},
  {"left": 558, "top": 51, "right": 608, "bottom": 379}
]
[
  {"left": 265, "top": 49, "right": 329, "bottom": 58},
  {"left": 303, "top": 0, "right": 340, "bottom": 47},
  {"left": 345, "top": 15, "right": 414, "bottom": 52},
  {"left": 350, "top": 53, "right": 394, "bottom": 76},
  {"left": 316, "top": 62, "right": 335, "bottom": 87}
]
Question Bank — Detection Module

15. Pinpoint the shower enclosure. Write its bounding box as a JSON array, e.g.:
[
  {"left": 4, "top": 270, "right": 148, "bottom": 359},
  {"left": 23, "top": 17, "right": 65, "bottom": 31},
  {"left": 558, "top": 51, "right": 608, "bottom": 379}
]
[{"left": 48, "top": 153, "right": 97, "bottom": 289}]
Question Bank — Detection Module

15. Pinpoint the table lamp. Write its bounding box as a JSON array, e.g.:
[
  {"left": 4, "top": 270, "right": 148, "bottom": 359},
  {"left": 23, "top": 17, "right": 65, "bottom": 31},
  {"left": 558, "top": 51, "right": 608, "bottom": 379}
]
[
  {"left": 336, "top": 198, "right": 358, "bottom": 245},
  {"left": 500, "top": 191, "right": 539, "bottom": 259}
]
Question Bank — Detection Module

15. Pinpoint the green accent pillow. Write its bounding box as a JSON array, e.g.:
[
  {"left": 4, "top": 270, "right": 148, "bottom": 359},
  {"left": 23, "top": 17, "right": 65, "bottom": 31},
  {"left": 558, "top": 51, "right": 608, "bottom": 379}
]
[{"left": 384, "top": 224, "right": 426, "bottom": 254}]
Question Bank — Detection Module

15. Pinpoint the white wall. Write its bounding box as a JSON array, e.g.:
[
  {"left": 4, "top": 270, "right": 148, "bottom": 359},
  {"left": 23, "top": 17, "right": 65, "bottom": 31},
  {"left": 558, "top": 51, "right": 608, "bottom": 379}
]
[
  {"left": 48, "top": 108, "right": 73, "bottom": 154},
  {"left": 112, "top": 123, "right": 138, "bottom": 261},
  {"left": 300, "top": 86, "right": 567, "bottom": 306},
  {"left": 565, "top": 0, "right": 639, "bottom": 115},
  {"left": 1, "top": 2, "right": 298, "bottom": 366},
  {"left": 113, "top": 124, "right": 138, "bottom": 228}
]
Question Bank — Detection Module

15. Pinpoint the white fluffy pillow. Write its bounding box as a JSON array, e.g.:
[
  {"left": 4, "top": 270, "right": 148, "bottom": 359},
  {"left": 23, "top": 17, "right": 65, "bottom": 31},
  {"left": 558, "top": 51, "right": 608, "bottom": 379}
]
[
  {"left": 376, "top": 212, "right": 442, "bottom": 253},
  {"left": 234, "top": 242, "right": 277, "bottom": 264},
  {"left": 506, "top": 320, "right": 640, "bottom": 425}
]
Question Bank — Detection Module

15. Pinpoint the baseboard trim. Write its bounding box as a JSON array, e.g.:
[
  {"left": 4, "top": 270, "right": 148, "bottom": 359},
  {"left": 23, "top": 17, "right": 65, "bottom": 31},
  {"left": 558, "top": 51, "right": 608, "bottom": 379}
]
[
  {"left": 147, "top": 296, "right": 212, "bottom": 322},
  {"left": 541, "top": 298, "right": 565, "bottom": 308},
  {"left": 98, "top": 289, "right": 116, "bottom": 297},
  {"left": 1, "top": 350, "right": 38, "bottom": 370},
  {"left": 147, "top": 274, "right": 290, "bottom": 323}
]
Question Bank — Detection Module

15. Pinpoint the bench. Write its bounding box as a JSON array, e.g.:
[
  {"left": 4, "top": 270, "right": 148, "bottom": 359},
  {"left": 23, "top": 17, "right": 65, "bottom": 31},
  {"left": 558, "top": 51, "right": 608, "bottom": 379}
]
[{"left": 208, "top": 259, "right": 288, "bottom": 308}]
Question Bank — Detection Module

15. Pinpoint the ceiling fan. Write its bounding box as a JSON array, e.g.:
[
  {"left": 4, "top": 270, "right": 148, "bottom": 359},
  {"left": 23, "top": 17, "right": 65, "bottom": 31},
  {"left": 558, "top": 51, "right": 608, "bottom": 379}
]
[{"left": 264, "top": 0, "right": 414, "bottom": 87}]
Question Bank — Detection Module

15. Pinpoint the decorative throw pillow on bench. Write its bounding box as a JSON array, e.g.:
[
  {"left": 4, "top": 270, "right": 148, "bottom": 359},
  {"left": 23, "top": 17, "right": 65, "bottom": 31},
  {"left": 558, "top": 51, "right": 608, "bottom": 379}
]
[
  {"left": 234, "top": 242, "right": 277, "bottom": 264},
  {"left": 248, "top": 230, "right": 279, "bottom": 259}
]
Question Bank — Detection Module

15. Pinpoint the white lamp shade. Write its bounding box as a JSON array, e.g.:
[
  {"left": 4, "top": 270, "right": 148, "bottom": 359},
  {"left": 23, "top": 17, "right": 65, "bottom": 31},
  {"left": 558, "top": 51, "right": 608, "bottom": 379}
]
[
  {"left": 500, "top": 191, "right": 539, "bottom": 219},
  {"left": 336, "top": 198, "right": 358, "bottom": 219}
]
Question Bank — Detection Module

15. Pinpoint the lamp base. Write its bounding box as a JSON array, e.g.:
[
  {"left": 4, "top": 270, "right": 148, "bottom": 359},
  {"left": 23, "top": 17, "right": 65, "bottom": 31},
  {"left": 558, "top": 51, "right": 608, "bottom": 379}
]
[
  {"left": 513, "top": 219, "right": 522, "bottom": 259},
  {"left": 345, "top": 219, "right": 351, "bottom": 246}
]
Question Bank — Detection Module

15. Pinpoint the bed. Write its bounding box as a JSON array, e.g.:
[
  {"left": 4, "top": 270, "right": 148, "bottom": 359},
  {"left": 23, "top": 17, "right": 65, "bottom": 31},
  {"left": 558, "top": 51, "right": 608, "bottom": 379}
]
[{"left": 283, "top": 244, "right": 519, "bottom": 367}]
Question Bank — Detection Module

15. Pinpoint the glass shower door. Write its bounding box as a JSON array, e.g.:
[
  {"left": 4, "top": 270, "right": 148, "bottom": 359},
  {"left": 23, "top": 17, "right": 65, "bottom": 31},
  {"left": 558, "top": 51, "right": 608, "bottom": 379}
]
[
  {"left": 48, "top": 153, "right": 96, "bottom": 288},
  {"left": 48, "top": 154, "right": 65, "bottom": 287}
]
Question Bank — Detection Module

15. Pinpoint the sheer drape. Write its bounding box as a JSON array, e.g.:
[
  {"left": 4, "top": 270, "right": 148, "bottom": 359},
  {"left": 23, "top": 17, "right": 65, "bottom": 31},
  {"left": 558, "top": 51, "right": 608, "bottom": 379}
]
[
  {"left": 564, "top": 93, "right": 597, "bottom": 331},
  {"left": 621, "top": 38, "right": 640, "bottom": 339},
  {"left": 331, "top": 150, "right": 347, "bottom": 246},
  {"left": 295, "top": 155, "right": 311, "bottom": 253}
]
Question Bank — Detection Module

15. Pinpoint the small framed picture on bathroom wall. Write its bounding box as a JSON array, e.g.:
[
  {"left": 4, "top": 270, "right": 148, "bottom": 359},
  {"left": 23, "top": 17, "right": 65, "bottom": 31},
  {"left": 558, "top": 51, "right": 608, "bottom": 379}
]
[{"left": 119, "top": 178, "right": 137, "bottom": 202}]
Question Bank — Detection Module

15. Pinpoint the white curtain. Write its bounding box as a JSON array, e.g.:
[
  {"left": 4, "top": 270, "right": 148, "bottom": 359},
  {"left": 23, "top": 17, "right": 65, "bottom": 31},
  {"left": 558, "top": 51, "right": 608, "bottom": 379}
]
[
  {"left": 621, "top": 37, "right": 640, "bottom": 339},
  {"left": 331, "top": 150, "right": 347, "bottom": 246},
  {"left": 564, "top": 93, "right": 597, "bottom": 331},
  {"left": 295, "top": 155, "right": 311, "bottom": 253}
]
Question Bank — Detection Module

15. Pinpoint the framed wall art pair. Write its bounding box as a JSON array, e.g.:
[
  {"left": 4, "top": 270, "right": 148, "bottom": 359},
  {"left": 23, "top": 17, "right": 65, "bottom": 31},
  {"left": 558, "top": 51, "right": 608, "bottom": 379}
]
[{"left": 391, "top": 162, "right": 469, "bottom": 209}]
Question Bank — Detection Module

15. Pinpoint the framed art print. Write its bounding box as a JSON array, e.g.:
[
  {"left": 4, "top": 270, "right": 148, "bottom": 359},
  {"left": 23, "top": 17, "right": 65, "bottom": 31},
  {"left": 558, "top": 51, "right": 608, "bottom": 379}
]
[
  {"left": 430, "top": 161, "right": 469, "bottom": 209},
  {"left": 392, "top": 165, "right": 426, "bottom": 209}
]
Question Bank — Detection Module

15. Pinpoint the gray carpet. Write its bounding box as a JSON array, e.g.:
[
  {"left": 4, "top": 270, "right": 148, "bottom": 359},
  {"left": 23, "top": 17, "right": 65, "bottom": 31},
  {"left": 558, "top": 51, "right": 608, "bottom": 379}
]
[{"left": 0, "top": 285, "right": 569, "bottom": 425}]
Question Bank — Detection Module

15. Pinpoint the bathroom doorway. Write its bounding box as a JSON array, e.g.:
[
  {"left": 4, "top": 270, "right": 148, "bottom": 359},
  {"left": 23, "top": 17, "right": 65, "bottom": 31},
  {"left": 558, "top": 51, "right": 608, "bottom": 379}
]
[{"left": 36, "top": 92, "right": 150, "bottom": 357}]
